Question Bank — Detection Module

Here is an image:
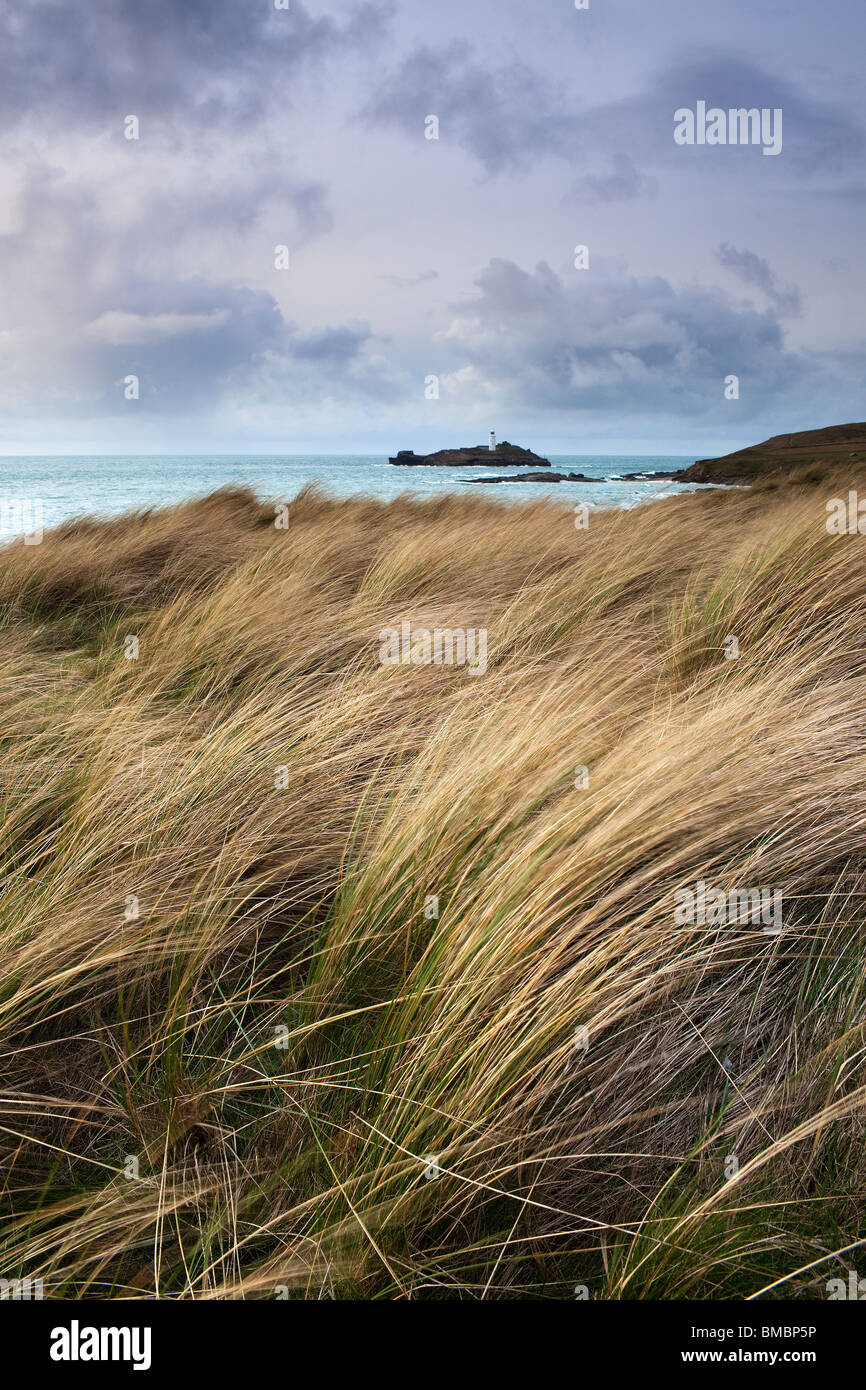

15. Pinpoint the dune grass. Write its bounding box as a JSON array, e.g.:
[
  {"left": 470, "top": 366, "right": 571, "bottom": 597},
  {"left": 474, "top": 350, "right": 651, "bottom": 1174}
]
[{"left": 0, "top": 474, "right": 865, "bottom": 1299}]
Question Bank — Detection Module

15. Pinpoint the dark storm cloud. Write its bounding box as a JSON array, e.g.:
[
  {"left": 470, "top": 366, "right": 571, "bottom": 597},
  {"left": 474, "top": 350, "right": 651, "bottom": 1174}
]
[
  {"left": 76, "top": 281, "right": 396, "bottom": 415},
  {"left": 602, "top": 54, "right": 866, "bottom": 177},
  {"left": 439, "top": 257, "right": 821, "bottom": 421},
  {"left": 93, "top": 282, "right": 286, "bottom": 410},
  {"left": 364, "top": 43, "right": 581, "bottom": 175},
  {"left": 0, "top": 0, "right": 391, "bottom": 129},
  {"left": 367, "top": 43, "right": 864, "bottom": 186},
  {"left": 82, "top": 282, "right": 392, "bottom": 414},
  {"left": 715, "top": 244, "right": 802, "bottom": 318}
]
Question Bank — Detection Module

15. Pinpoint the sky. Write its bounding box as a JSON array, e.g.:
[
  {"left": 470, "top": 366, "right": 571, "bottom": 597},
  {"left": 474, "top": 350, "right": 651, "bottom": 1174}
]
[{"left": 0, "top": 0, "right": 864, "bottom": 456}]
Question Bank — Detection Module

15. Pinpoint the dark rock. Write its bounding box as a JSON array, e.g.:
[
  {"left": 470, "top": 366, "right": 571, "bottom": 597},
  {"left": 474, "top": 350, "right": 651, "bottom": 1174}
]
[
  {"left": 620, "top": 470, "right": 688, "bottom": 481},
  {"left": 463, "top": 470, "right": 600, "bottom": 484}
]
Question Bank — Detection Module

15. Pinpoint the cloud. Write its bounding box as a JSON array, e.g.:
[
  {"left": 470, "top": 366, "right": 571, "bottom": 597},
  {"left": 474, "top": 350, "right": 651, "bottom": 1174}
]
[
  {"left": 380, "top": 270, "right": 439, "bottom": 289},
  {"left": 85, "top": 309, "right": 232, "bottom": 346},
  {"left": 287, "top": 323, "right": 374, "bottom": 363},
  {"left": 0, "top": 1, "right": 392, "bottom": 131},
  {"left": 364, "top": 44, "right": 582, "bottom": 175},
  {"left": 367, "top": 43, "right": 865, "bottom": 188},
  {"left": 82, "top": 282, "right": 288, "bottom": 412},
  {"left": 565, "top": 153, "right": 658, "bottom": 204},
  {"left": 647, "top": 54, "right": 866, "bottom": 177},
  {"left": 715, "top": 244, "right": 802, "bottom": 317},
  {"left": 0, "top": 117, "right": 340, "bottom": 418},
  {"left": 0, "top": 237, "right": 405, "bottom": 417},
  {"left": 435, "top": 256, "right": 825, "bottom": 422},
  {"left": 0, "top": 2, "right": 862, "bottom": 447}
]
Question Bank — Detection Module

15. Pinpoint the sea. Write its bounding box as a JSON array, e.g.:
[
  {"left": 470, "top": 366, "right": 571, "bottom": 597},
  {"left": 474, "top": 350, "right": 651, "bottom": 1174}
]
[{"left": 0, "top": 454, "right": 705, "bottom": 536}]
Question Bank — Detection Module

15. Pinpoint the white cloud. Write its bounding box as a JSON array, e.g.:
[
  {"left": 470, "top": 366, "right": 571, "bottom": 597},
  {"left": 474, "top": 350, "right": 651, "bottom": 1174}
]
[{"left": 85, "top": 309, "right": 231, "bottom": 346}]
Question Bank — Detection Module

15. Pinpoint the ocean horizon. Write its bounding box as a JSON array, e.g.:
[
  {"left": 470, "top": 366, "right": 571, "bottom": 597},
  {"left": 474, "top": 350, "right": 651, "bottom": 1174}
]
[{"left": 0, "top": 453, "right": 704, "bottom": 535}]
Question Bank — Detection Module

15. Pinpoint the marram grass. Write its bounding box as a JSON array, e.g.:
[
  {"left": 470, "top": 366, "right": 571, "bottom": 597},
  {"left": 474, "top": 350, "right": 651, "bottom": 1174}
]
[{"left": 0, "top": 476, "right": 864, "bottom": 1300}]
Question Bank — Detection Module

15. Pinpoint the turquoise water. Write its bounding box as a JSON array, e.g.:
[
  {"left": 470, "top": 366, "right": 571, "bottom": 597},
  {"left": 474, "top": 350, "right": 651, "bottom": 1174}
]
[{"left": 0, "top": 454, "right": 703, "bottom": 534}]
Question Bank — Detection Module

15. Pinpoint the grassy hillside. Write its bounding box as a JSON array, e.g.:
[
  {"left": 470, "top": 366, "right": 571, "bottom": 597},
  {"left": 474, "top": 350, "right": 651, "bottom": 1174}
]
[
  {"left": 0, "top": 475, "right": 865, "bottom": 1299},
  {"left": 685, "top": 421, "right": 866, "bottom": 483}
]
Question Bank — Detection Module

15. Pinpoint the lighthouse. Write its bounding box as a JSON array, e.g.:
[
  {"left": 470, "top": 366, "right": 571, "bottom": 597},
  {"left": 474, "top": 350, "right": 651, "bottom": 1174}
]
[{"left": 488, "top": 431, "right": 496, "bottom": 452}]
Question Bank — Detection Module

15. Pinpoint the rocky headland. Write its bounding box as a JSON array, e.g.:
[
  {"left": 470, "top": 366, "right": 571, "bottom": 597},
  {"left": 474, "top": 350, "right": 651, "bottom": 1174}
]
[{"left": 678, "top": 422, "right": 866, "bottom": 484}]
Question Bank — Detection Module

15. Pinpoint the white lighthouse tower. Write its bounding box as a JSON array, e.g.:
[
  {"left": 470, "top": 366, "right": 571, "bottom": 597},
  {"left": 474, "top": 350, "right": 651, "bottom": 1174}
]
[{"left": 488, "top": 431, "right": 496, "bottom": 452}]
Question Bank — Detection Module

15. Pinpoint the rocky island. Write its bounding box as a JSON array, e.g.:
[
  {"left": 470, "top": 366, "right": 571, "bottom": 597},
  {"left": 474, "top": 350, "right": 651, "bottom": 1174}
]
[{"left": 389, "top": 440, "right": 551, "bottom": 467}]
